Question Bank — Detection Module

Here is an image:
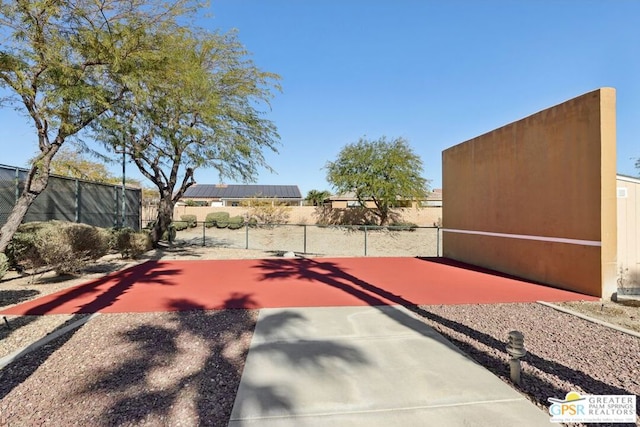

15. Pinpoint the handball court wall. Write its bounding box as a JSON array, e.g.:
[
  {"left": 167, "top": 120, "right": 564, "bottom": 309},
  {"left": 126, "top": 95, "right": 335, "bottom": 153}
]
[{"left": 442, "top": 88, "right": 617, "bottom": 298}]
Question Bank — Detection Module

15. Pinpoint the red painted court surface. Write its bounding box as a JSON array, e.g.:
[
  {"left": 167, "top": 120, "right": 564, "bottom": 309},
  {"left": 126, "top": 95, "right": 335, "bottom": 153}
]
[{"left": 0, "top": 257, "right": 598, "bottom": 315}]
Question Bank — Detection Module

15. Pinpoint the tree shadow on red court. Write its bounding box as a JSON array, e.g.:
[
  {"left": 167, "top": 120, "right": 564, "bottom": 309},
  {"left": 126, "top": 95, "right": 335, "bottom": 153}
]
[
  {"left": 252, "top": 257, "right": 637, "bottom": 413},
  {"left": 1, "top": 261, "right": 182, "bottom": 316}
]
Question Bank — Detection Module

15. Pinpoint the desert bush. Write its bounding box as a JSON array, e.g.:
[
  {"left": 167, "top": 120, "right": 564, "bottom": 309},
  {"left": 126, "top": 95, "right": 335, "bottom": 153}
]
[
  {"left": 243, "top": 197, "right": 291, "bottom": 225},
  {"left": 228, "top": 215, "right": 245, "bottom": 230},
  {"left": 181, "top": 215, "right": 197, "bottom": 228},
  {"left": 116, "top": 228, "right": 153, "bottom": 258},
  {"left": 205, "top": 212, "right": 230, "bottom": 228},
  {"left": 172, "top": 221, "right": 189, "bottom": 231},
  {"left": 10, "top": 221, "right": 110, "bottom": 275},
  {"left": 0, "top": 253, "right": 8, "bottom": 279},
  {"left": 389, "top": 222, "right": 418, "bottom": 231},
  {"left": 161, "top": 224, "right": 177, "bottom": 242}
]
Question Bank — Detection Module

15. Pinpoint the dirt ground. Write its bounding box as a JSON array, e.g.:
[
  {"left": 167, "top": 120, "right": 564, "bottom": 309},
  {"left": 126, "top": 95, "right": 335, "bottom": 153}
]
[{"left": 556, "top": 299, "right": 640, "bottom": 333}]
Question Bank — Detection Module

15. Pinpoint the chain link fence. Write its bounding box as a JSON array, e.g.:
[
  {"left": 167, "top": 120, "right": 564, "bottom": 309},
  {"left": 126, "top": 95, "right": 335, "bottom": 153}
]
[
  {"left": 172, "top": 223, "right": 441, "bottom": 257},
  {"left": 0, "top": 164, "right": 142, "bottom": 230}
]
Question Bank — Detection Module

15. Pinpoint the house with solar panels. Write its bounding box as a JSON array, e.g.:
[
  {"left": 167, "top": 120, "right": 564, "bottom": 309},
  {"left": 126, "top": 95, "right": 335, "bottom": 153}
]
[{"left": 180, "top": 184, "right": 304, "bottom": 207}]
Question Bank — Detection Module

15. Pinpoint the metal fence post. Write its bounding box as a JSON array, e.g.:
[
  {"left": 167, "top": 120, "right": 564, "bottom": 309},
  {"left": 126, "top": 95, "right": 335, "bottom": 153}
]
[
  {"left": 75, "top": 179, "right": 80, "bottom": 223},
  {"left": 437, "top": 226, "right": 440, "bottom": 257},
  {"left": 113, "top": 187, "right": 118, "bottom": 227},
  {"left": 245, "top": 222, "right": 249, "bottom": 249},
  {"left": 364, "top": 226, "right": 368, "bottom": 256},
  {"left": 202, "top": 221, "right": 206, "bottom": 247},
  {"left": 14, "top": 167, "right": 19, "bottom": 204},
  {"left": 303, "top": 224, "right": 307, "bottom": 254}
]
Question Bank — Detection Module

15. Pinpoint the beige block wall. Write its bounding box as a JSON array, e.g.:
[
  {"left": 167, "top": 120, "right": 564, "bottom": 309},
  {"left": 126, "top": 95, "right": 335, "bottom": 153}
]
[
  {"left": 170, "top": 205, "right": 442, "bottom": 227},
  {"left": 617, "top": 176, "right": 640, "bottom": 289},
  {"left": 443, "top": 88, "right": 617, "bottom": 298}
]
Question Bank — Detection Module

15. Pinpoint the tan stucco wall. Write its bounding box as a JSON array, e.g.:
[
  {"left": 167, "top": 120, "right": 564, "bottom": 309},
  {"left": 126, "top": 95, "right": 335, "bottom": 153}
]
[
  {"left": 442, "top": 88, "right": 617, "bottom": 298},
  {"left": 617, "top": 176, "right": 640, "bottom": 289},
  {"left": 169, "top": 205, "right": 442, "bottom": 226}
]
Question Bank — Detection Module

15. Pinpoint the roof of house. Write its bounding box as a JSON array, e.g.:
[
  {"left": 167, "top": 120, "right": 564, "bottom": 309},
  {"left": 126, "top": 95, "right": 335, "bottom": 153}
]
[
  {"left": 182, "top": 184, "right": 303, "bottom": 199},
  {"left": 329, "top": 189, "right": 442, "bottom": 201}
]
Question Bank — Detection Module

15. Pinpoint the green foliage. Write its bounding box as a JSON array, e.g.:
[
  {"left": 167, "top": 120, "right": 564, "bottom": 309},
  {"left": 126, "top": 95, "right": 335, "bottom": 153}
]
[
  {"left": 228, "top": 216, "right": 245, "bottom": 230},
  {"left": 0, "top": 0, "right": 203, "bottom": 253},
  {"left": 326, "top": 136, "right": 429, "bottom": 225},
  {"left": 0, "top": 253, "right": 8, "bottom": 279},
  {"left": 90, "top": 27, "right": 281, "bottom": 246},
  {"left": 9, "top": 221, "right": 109, "bottom": 275},
  {"left": 115, "top": 228, "right": 153, "bottom": 259},
  {"left": 180, "top": 215, "right": 198, "bottom": 228},
  {"left": 46, "top": 146, "right": 115, "bottom": 183},
  {"left": 243, "top": 197, "right": 291, "bottom": 225},
  {"left": 205, "top": 212, "right": 230, "bottom": 228},
  {"left": 172, "top": 221, "right": 189, "bottom": 231},
  {"left": 305, "top": 189, "right": 331, "bottom": 206},
  {"left": 161, "top": 226, "right": 178, "bottom": 242},
  {"left": 388, "top": 222, "right": 418, "bottom": 232}
]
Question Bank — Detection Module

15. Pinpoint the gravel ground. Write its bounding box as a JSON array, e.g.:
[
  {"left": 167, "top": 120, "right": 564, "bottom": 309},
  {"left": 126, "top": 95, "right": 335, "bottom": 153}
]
[
  {"left": 415, "top": 303, "right": 640, "bottom": 426},
  {"left": 0, "top": 310, "right": 258, "bottom": 426},
  {"left": 1, "top": 242, "right": 639, "bottom": 426}
]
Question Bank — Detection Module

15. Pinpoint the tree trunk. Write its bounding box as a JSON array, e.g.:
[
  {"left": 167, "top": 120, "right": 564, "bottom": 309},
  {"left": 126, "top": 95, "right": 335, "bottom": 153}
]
[
  {"left": 0, "top": 164, "right": 53, "bottom": 254},
  {"left": 379, "top": 210, "right": 389, "bottom": 226},
  {"left": 0, "top": 191, "right": 41, "bottom": 254},
  {"left": 150, "top": 195, "right": 174, "bottom": 246}
]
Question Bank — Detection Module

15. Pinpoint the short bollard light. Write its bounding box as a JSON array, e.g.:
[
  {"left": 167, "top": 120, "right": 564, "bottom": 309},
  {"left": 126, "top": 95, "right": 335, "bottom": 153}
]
[{"left": 506, "top": 330, "right": 526, "bottom": 385}]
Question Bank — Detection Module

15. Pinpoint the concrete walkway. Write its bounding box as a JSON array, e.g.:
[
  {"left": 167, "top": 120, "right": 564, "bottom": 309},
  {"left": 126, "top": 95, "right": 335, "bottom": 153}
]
[{"left": 229, "top": 305, "right": 550, "bottom": 426}]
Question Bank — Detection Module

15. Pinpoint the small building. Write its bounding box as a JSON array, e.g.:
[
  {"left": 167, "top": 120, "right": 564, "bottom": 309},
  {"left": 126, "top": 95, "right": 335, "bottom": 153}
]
[
  {"left": 617, "top": 174, "right": 640, "bottom": 292},
  {"left": 180, "top": 184, "right": 303, "bottom": 207},
  {"left": 326, "top": 189, "right": 442, "bottom": 209}
]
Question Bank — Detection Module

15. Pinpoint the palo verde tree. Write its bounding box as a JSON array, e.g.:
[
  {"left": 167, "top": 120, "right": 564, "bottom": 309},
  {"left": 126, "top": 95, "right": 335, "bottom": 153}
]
[
  {"left": 0, "top": 0, "right": 201, "bottom": 254},
  {"left": 92, "top": 29, "right": 280, "bottom": 245},
  {"left": 45, "top": 146, "right": 114, "bottom": 183},
  {"left": 326, "top": 136, "right": 429, "bottom": 226}
]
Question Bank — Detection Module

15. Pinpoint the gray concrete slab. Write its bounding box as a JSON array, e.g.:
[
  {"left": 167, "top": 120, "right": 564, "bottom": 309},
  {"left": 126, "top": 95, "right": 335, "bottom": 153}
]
[{"left": 229, "top": 305, "right": 550, "bottom": 426}]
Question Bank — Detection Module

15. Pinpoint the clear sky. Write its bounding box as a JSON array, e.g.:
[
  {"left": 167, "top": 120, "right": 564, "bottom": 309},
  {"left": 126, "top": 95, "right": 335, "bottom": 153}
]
[{"left": 1, "top": 0, "right": 639, "bottom": 196}]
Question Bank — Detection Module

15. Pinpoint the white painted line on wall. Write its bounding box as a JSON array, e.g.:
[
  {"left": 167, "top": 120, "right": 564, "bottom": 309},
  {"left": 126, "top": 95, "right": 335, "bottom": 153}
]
[{"left": 442, "top": 228, "right": 601, "bottom": 247}]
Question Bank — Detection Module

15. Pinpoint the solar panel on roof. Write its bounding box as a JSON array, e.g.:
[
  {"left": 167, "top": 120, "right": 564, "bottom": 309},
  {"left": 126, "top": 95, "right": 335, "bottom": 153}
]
[{"left": 183, "top": 184, "right": 302, "bottom": 199}]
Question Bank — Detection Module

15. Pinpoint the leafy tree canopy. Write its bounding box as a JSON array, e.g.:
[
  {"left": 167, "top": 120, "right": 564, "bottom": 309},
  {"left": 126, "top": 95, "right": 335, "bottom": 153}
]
[
  {"left": 0, "top": 0, "right": 203, "bottom": 253},
  {"left": 92, "top": 28, "right": 281, "bottom": 244},
  {"left": 325, "top": 136, "right": 429, "bottom": 225}
]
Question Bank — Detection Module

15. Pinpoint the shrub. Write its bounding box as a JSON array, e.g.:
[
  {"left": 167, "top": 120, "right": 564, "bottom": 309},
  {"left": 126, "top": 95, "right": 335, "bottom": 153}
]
[
  {"left": 10, "top": 221, "right": 110, "bottom": 275},
  {"left": 205, "top": 212, "right": 230, "bottom": 228},
  {"left": 172, "top": 221, "right": 189, "bottom": 231},
  {"left": 116, "top": 228, "right": 152, "bottom": 258},
  {"left": 0, "top": 253, "right": 8, "bottom": 279},
  {"left": 161, "top": 225, "right": 177, "bottom": 242},
  {"left": 389, "top": 222, "right": 418, "bottom": 232},
  {"left": 228, "top": 215, "right": 245, "bottom": 230},
  {"left": 181, "top": 215, "right": 197, "bottom": 228},
  {"left": 243, "top": 197, "right": 291, "bottom": 226}
]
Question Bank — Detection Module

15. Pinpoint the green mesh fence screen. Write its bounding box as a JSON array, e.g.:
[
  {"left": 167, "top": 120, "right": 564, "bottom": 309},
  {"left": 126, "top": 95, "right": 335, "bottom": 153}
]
[{"left": 0, "top": 164, "right": 141, "bottom": 230}]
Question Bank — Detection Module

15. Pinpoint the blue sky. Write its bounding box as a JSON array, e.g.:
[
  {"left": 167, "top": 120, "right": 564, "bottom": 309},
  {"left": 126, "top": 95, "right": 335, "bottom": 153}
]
[{"left": 1, "top": 0, "right": 639, "bottom": 196}]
